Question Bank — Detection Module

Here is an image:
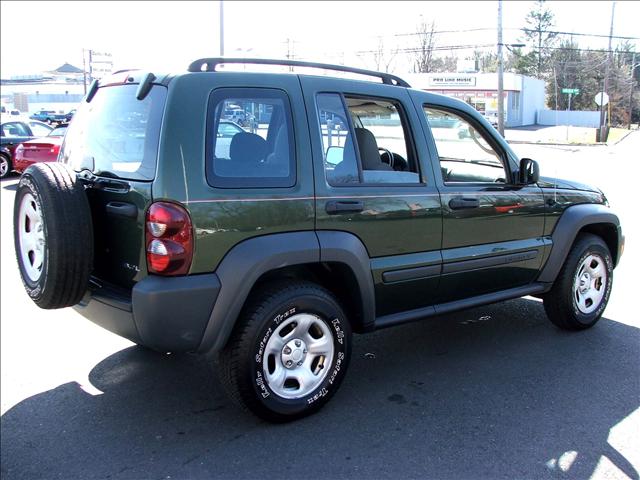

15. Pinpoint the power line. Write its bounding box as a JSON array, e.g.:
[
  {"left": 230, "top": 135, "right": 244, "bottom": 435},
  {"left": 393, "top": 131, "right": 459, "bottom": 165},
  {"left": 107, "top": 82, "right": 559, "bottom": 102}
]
[
  {"left": 522, "top": 28, "right": 639, "bottom": 41},
  {"left": 388, "top": 27, "right": 639, "bottom": 41},
  {"left": 355, "top": 43, "right": 494, "bottom": 55},
  {"left": 393, "top": 27, "right": 497, "bottom": 37}
]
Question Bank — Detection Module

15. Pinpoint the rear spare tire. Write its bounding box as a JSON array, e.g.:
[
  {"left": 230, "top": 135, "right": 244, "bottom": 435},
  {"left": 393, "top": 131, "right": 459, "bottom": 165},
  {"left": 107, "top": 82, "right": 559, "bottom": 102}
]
[{"left": 13, "top": 163, "right": 93, "bottom": 309}]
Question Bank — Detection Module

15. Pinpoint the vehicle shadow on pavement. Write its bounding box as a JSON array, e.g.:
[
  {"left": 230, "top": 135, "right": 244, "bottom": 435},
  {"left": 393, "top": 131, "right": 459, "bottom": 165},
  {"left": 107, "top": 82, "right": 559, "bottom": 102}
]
[
  {"left": 1, "top": 298, "right": 638, "bottom": 480},
  {"left": 1, "top": 178, "right": 18, "bottom": 191}
]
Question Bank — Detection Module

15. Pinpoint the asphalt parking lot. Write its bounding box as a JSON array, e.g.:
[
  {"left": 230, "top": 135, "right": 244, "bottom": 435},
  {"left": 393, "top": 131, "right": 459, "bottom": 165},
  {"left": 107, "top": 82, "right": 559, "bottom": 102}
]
[{"left": 1, "top": 133, "right": 639, "bottom": 479}]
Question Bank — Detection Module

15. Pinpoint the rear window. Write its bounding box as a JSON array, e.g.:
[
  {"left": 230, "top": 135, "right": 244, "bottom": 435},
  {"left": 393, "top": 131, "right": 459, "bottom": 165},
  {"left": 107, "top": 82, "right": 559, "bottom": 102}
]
[{"left": 60, "top": 84, "right": 167, "bottom": 181}]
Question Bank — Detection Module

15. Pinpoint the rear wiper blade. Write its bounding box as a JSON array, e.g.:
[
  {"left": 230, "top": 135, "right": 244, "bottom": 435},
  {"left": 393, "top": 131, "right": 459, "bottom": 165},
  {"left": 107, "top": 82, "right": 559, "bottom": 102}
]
[
  {"left": 93, "top": 170, "right": 124, "bottom": 180},
  {"left": 77, "top": 169, "right": 129, "bottom": 192}
]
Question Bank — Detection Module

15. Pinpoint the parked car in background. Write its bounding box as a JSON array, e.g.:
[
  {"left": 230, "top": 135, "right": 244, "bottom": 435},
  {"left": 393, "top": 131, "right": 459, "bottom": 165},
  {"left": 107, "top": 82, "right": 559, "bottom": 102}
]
[
  {"left": 215, "top": 120, "right": 246, "bottom": 158},
  {"left": 223, "top": 107, "right": 247, "bottom": 124},
  {"left": 0, "top": 120, "right": 53, "bottom": 178},
  {"left": 29, "top": 110, "right": 67, "bottom": 125},
  {"left": 13, "top": 124, "right": 68, "bottom": 173},
  {"left": 65, "top": 109, "right": 77, "bottom": 122},
  {"left": 0, "top": 110, "right": 26, "bottom": 123},
  {"left": 483, "top": 112, "right": 499, "bottom": 128}
]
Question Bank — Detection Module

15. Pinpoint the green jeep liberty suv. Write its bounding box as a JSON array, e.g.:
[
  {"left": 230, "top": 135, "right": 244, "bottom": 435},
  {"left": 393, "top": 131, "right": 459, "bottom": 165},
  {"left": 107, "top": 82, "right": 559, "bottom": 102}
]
[{"left": 13, "top": 59, "right": 624, "bottom": 422}]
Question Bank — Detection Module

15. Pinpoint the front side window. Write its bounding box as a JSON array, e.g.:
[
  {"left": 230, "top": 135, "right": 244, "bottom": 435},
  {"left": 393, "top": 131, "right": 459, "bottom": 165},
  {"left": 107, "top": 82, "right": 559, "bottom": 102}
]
[
  {"left": 316, "top": 93, "right": 420, "bottom": 185},
  {"left": 424, "top": 107, "right": 508, "bottom": 184},
  {"left": 207, "top": 88, "right": 295, "bottom": 188}
]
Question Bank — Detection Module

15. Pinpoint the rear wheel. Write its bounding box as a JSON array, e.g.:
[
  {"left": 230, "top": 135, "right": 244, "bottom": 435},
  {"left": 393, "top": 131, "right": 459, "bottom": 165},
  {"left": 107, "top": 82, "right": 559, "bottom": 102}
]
[
  {"left": 543, "top": 233, "right": 613, "bottom": 330},
  {"left": 218, "top": 281, "right": 351, "bottom": 422},
  {"left": 0, "top": 153, "right": 11, "bottom": 178},
  {"left": 13, "top": 163, "right": 93, "bottom": 309}
]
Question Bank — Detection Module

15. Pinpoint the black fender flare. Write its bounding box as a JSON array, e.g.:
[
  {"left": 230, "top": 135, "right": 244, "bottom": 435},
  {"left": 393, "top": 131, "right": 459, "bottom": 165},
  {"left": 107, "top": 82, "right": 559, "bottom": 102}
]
[
  {"left": 316, "top": 231, "right": 376, "bottom": 331},
  {"left": 538, "top": 204, "right": 622, "bottom": 283},
  {"left": 197, "top": 231, "right": 375, "bottom": 353}
]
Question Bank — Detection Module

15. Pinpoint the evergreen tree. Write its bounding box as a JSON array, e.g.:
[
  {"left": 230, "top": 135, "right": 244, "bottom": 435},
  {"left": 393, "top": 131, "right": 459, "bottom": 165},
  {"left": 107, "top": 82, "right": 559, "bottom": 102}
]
[{"left": 520, "top": 0, "right": 558, "bottom": 79}]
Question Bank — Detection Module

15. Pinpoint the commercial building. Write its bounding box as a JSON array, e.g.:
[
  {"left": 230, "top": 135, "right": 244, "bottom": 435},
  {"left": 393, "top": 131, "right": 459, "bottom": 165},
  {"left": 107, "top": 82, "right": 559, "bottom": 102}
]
[
  {"left": 404, "top": 72, "right": 546, "bottom": 127},
  {"left": 1, "top": 56, "right": 112, "bottom": 115},
  {"left": 0, "top": 63, "right": 86, "bottom": 115}
]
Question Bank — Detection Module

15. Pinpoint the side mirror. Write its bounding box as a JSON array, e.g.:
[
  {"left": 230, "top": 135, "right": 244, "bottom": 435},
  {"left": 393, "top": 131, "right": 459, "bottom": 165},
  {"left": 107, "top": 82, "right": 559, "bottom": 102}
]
[
  {"left": 326, "top": 146, "right": 344, "bottom": 166},
  {"left": 519, "top": 158, "right": 540, "bottom": 184}
]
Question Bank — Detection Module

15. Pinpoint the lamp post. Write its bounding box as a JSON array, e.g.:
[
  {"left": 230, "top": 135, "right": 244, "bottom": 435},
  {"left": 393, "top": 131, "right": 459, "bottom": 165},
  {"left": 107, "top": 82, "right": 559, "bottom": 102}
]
[
  {"left": 497, "top": 40, "right": 525, "bottom": 136},
  {"left": 496, "top": 1, "right": 526, "bottom": 136}
]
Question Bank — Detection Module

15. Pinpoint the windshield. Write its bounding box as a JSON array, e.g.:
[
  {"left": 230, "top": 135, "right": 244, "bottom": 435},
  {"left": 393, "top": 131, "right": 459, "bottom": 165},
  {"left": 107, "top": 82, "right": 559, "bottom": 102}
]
[{"left": 60, "top": 84, "right": 167, "bottom": 181}]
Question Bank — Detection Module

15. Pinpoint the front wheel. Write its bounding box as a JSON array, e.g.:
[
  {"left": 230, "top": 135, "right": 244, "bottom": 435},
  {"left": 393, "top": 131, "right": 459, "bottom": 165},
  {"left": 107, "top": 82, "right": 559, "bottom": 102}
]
[
  {"left": 218, "top": 281, "right": 351, "bottom": 422},
  {"left": 543, "top": 233, "right": 613, "bottom": 330}
]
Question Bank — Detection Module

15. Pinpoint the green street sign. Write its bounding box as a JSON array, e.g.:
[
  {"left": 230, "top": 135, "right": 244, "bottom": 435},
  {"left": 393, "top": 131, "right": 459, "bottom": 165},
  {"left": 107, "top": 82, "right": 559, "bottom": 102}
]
[{"left": 562, "top": 88, "right": 580, "bottom": 94}]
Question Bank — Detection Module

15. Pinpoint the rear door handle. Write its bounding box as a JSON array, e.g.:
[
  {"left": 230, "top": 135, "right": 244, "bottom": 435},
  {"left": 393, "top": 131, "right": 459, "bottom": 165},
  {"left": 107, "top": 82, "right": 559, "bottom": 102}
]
[
  {"left": 106, "top": 201, "right": 138, "bottom": 219},
  {"left": 448, "top": 197, "right": 480, "bottom": 210},
  {"left": 325, "top": 200, "right": 364, "bottom": 214}
]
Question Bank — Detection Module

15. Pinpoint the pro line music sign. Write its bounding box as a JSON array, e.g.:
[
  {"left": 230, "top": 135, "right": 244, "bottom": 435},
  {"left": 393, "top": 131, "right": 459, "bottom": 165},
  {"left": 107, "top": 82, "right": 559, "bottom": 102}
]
[{"left": 429, "top": 75, "right": 477, "bottom": 87}]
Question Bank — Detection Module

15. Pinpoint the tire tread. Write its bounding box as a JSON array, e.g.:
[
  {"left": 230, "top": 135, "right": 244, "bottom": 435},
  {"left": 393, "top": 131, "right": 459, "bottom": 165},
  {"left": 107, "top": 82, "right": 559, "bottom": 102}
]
[
  {"left": 14, "top": 163, "right": 93, "bottom": 309},
  {"left": 543, "top": 233, "right": 611, "bottom": 330},
  {"left": 217, "top": 280, "right": 346, "bottom": 422}
]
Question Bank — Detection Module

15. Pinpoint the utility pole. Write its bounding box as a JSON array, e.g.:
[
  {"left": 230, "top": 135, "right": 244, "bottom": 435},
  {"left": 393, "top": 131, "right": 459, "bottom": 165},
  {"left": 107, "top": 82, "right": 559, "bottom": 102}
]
[
  {"left": 88, "top": 49, "right": 93, "bottom": 85},
  {"left": 286, "top": 38, "right": 295, "bottom": 71},
  {"left": 219, "top": 0, "right": 224, "bottom": 56},
  {"left": 598, "top": 1, "right": 615, "bottom": 142},
  {"left": 82, "top": 49, "right": 87, "bottom": 95},
  {"left": 497, "top": 0, "right": 505, "bottom": 136}
]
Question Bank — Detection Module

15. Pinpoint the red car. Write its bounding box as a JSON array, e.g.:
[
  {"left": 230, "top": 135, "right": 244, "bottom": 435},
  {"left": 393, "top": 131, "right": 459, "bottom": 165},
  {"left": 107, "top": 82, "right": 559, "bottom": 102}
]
[{"left": 14, "top": 125, "right": 68, "bottom": 173}]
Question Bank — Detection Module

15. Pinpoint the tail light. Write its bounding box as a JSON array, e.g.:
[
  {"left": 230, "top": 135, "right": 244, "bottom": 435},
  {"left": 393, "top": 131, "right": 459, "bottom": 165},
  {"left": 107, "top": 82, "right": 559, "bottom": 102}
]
[
  {"left": 145, "top": 202, "right": 193, "bottom": 275},
  {"left": 50, "top": 144, "right": 60, "bottom": 156}
]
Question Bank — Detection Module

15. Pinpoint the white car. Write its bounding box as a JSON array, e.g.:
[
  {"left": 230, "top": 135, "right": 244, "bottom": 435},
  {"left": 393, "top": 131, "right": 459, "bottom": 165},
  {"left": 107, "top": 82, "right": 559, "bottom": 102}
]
[{"left": 483, "top": 112, "right": 499, "bottom": 128}]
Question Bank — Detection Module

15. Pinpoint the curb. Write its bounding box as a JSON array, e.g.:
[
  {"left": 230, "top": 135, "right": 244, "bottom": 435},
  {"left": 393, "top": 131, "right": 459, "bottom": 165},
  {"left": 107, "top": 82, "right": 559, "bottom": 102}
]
[
  {"left": 506, "top": 140, "right": 606, "bottom": 147},
  {"left": 506, "top": 129, "right": 637, "bottom": 147}
]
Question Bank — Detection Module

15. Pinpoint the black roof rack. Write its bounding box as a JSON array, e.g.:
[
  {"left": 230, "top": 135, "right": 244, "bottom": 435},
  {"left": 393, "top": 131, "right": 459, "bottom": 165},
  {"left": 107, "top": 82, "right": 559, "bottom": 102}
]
[{"left": 187, "top": 57, "right": 411, "bottom": 88}]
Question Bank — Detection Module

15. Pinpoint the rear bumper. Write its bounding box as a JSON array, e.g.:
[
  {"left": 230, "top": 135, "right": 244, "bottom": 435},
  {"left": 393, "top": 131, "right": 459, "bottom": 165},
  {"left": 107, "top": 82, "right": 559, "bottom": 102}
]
[{"left": 74, "top": 273, "right": 221, "bottom": 352}]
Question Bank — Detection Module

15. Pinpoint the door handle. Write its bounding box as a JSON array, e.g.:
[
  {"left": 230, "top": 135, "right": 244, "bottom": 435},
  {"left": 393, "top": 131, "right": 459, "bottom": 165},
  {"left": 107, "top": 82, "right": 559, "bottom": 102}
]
[
  {"left": 448, "top": 197, "right": 480, "bottom": 210},
  {"left": 106, "top": 201, "right": 138, "bottom": 218},
  {"left": 325, "top": 200, "right": 364, "bottom": 214}
]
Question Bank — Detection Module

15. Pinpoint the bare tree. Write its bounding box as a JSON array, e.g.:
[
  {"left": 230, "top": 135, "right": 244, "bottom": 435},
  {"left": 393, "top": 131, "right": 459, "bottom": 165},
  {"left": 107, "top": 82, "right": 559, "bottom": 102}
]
[
  {"left": 371, "top": 37, "right": 399, "bottom": 73},
  {"left": 413, "top": 20, "right": 437, "bottom": 73}
]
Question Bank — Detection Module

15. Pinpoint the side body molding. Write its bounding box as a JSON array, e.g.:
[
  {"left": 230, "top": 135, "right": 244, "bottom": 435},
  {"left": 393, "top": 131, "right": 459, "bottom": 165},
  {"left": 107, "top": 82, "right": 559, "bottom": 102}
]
[
  {"left": 538, "top": 203, "right": 621, "bottom": 283},
  {"left": 316, "top": 231, "right": 377, "bottom": 331},
  {"left": 198, "top": 232, "right": 320, "bottom": 353}
]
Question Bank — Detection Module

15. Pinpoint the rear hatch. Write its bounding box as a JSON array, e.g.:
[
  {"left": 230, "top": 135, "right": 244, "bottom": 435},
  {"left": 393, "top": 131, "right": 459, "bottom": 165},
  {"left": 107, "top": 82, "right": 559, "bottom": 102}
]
[{"left": 59, "top": 80, "right": 167, "bottom": 289}]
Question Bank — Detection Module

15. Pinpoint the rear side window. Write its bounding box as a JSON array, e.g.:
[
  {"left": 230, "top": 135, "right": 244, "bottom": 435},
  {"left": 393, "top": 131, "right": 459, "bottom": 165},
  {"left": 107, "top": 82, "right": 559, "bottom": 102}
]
[
  {"left": 60, "top": 84, "right": 167, "bottom": 181},
  {"left": 206, "top": 88, "right": 295, "bottom": 188}
]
